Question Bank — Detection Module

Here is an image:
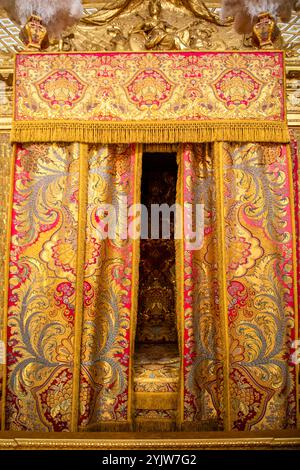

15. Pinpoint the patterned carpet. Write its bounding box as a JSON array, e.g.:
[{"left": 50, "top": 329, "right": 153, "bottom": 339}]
[
  {"left": 133, "top": 343, "right": 179, "bottom": 429},
  {"left": 134, "top": 343, "right": 180, "bottom": 393}
]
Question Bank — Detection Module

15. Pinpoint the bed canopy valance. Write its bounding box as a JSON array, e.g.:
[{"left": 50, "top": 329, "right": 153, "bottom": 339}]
[{"left": 11, "top": 51, "right": 289, "bottom": 144}]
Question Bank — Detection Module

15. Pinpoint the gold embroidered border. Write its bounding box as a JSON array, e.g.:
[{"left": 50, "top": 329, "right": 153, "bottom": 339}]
[
  {"left": 1, "top": 144, "right": 16, "bottom": 431},
  {"left": 175, "top": 144, "right": 185, "bottom": 428},
  {"left": 129, "top": 144, "right": 143, "bottom": 426},
  {"left": 71, "top": 143, "right": 89, "bottom": 432},
  {"left": 214, "top": 142, "right": 231, "bottom": 431},
  {"left": 287, "top": 144, "right": 300, "bottom": 428}
]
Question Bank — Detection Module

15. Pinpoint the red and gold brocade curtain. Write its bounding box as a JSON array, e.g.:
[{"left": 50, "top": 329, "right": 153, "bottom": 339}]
[
  {"left": 2, "top": 140, "right": 298, "bottom": 432},
  {"left": 79, "top": 144, "right": 142, "bottom": 431},
  {"left": 1, "top": 142, "right": 141, "bottom": 432},
  {"left": 177, "top": 142, "right": 299, "bottom": 431}
]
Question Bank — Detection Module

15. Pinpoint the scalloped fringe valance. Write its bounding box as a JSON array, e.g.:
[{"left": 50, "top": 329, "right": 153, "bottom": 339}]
[{"left": 10, "top": 120, "right": 290, "bottom": 144}]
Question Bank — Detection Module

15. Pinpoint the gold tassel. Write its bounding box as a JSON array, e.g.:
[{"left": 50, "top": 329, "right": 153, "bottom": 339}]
[
  {"left": 134, "top": 392, "right": 178, "bottom": 410},
  {"left": 11, "top": 120, "right": 290, "bottom": 144}
]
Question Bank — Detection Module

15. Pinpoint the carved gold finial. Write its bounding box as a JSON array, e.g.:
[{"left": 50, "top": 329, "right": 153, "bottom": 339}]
[
  {"left": 20, "top": 14, "right": 49, "bottom": 50},
  {"left": 252, "top": 12, "right": 276, "bottom": 48}
]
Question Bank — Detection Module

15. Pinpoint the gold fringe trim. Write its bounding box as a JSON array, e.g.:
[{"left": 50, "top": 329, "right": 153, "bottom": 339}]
[
  {"left": 78, "top": 421, "right": 133, "bottom": 432},
  {"left": 134, "top": 419, "right": 177, "bottom": 432},
  {"left": 134, "top": 392, "right": 178, "bottom": 410},
  {"left": 11, "top": 121, "right": 290, "bottom": 144},
  {"left": 1, "top": 144, "right": 16, "bottom": 431},
  {"left": 128, "top": 144, "right": 143, "bottom": 422},
  {"left": 71, "top": 143, "right": 89, "bottom": 433},
  {"left": 175, "top": 144, "right": 185, "bottom": 428},
  {"left": 214, "top": 142, "right": 231, "bottom": 431}
]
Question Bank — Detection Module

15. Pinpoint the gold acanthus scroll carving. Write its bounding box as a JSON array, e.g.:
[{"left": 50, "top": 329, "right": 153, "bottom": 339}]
[
  {"left": 68, "top": 0, "right": 245, "bottom": 53},
  {"left": 11, "top": 0, "right": 289, "bottom": 53},
  {"left": 81, "top": 0, "right": 222, "bottom": 27},
  {"left": 124, "top": 0, "right": 227, "bottom": 51},
  {"left": 69, "top": 0, "right": 288, "bottom": 53},
  {"left": 132, "top": 0, "right": 190, "bottom": 50}
]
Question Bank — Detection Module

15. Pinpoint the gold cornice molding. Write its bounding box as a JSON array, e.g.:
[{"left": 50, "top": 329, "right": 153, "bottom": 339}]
[{"left": 0, "top": 431, "right": 300, "bottom": 450}]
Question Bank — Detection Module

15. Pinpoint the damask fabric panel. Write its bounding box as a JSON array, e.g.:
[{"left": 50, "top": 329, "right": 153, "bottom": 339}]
[
  {"left": 78, "top": 143, "right": 142, "bottom": 431},
  {"left": 2, "top": 142, "right": 141, "bottom": 431},
  {"left": 12, "top": 51, "right": 289, "bottom": 144},
  {"left": 3, "top": 143, "right": 80, "bottom": 431},
  {"left": 223, "top": 142, "right": 297, "bottom": 430},
  {"left": 178, "top": 143, "right": 227, "bottom": 430},
  {"left": 179, "top": 143, "right": 298, "bottom": 431}
]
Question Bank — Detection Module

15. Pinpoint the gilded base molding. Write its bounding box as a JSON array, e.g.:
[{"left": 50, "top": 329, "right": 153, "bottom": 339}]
[
  {"left": 0, "top": 0, "right": 299, "bottom": 440},
  {"left": 0, "top": 431, "right": 300, "bottom": 450}
]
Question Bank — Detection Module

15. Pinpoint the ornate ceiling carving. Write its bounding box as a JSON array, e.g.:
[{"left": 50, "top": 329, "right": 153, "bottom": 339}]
[{"left": 0, "top": 1, "right": 298, "bottom": 55}]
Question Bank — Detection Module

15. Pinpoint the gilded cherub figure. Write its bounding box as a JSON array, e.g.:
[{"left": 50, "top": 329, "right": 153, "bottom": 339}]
[{"left": 134, "top": 0, "right": 190, "bottom": 50}]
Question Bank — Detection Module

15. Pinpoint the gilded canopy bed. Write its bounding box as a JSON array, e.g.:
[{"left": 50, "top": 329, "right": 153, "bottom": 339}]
[{"left": 0, "top": 0, "right": 299, "bottom": 450}]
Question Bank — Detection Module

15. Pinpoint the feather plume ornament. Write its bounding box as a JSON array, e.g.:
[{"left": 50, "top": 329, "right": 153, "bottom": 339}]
[
  {"left": 0, "top": 0, "right": 83, "bottom": 38},
  {"left": 221, "top": 0, "right": 300, "bottom": 33}
]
